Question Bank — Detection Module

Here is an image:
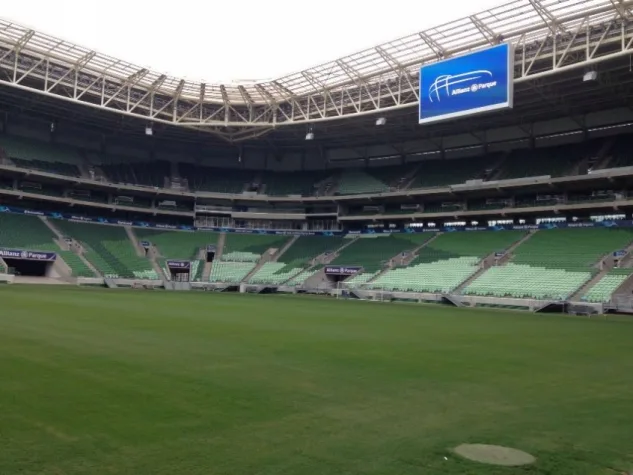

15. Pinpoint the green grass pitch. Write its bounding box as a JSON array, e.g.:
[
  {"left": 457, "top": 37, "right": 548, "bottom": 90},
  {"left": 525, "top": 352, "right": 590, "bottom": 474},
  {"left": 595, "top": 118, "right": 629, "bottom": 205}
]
[{"left": 1, "top": 286, "right": 632, "bottom": 475}]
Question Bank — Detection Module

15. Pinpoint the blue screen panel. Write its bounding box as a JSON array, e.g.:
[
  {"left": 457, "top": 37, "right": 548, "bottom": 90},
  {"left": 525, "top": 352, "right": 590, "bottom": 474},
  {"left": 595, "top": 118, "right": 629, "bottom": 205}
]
[{"left": 419, "top": 43, "right": 514, "bottom": 124}]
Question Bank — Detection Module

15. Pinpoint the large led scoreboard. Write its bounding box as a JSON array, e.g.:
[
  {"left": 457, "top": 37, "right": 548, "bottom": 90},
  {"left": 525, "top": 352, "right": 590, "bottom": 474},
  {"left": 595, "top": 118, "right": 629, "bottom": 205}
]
[{"left": 418, "top": 43, "right": 514, "bottom": 124}]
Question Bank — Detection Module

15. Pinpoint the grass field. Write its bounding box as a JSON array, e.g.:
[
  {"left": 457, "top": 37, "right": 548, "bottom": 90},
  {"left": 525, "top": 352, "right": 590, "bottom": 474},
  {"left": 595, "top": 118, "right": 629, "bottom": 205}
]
[{"left": 1, "top": 286, "right": 632, "bottom": 475}]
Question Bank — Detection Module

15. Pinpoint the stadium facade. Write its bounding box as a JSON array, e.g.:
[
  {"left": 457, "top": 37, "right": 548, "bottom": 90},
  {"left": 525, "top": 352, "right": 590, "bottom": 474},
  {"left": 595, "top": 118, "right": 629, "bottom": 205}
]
[{"left": 2, "top": 0, "right": 633, "bottom": 313}]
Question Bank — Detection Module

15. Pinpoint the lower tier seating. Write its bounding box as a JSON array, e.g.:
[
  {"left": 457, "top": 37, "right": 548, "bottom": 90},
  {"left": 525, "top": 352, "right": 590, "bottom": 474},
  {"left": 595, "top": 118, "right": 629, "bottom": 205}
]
[
  {"left": 248, "top": 236, "right": 345, "bottom": 284},
  {"left": 583, "top": 268, "right": 633, "bottom": 302},
  {"left": 285, "top": 268, "right": 318, "bottom": 287},
  {"left": 53, "top": 220, "right": 158, "bottom": 279},
  {"left": 344, "top": 272, "right": 378, "bottom": 287},
  {"left": 221, "top": 234, "right": 291, "bottom": 262},
  {"left": 368, "top": 231, "right": 525, "bottom": 293},
  {"left": 57, "top": 250, "right": 96, "bottom": 278},
  {"left": 136, "top": 229, "right": 218, "bottom": 260},
  {"left": 161, "top": 258, "right": 204, "bottom": 282},
  {"left": 248, "top": 262, "right": 303, "bottom": 285},
  {"left": 370, "top": 257, "right": 480, "bottom": 293},
  {"left": 464, "top": 264, "right": 590, "bottom": 299},
  {"left": 209, "top": 262, "right": 255, "bottom": 283},
  {"left": 191, "top": 260, "right": 204, "bottom": 282},
  {"left": 0, "top": 213, "right": 58, "bottom": 250},
  {"left": 465, "top": 229, "right": 633, "bottom": 299},
  {"left": 329, "top": 234, "right": 434, "bottom": 273}
]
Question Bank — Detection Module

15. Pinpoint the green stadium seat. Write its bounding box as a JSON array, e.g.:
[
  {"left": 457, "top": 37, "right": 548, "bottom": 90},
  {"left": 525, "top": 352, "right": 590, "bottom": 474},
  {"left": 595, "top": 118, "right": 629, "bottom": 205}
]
[
  {"left": 261, "top": 171, "right": 330, "bottom": 196},
  {"left": 53, "top": 220, "right": 158, "bottom": 279},
  {"left": 0, "top": 135, "right": 81, "bottom": 177},
  {"left": 285, "top": 268, "right": 319, "bottom": 287},
  {"left": 209, "top": 262, "right": 255, "bottom": 283},
  {"left": 465, "top": 229, "right": 633, "bottom": 300},
  {"left": 409, "top": 156, "right": 495, "bottom": 189},
  {"left": 179, "top": 163, "right": 254, "bottom": 193},
  {"left": 583, "top": 268, "right": 633, "bottom": 302},
  {"left": 247, "top": 236, "right": 345, "bottom": 285},
  {"left": 136, "top": 229, "right": 218, "bottom": 260},
  {"left": 221, "top": 234, "right": 291, "bottom": 262},
  {"left": 370, "top": 231, "right": 524, "bottom": 293},
  {"left": 329, "top": 234, "right": 438, "bottom": 274},
  {"left": 0, "top": 214, "right": 96, "bottom": 277},
  {"left": 337, "top": 170, "right": 389, "bottom": 195}
]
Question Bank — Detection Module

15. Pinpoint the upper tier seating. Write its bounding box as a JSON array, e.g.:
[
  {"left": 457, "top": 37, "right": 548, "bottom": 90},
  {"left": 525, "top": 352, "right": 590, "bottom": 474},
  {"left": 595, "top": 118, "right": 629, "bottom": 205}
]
[
  {"left": 135, "top": 229, "right": 218, "bottom": 260},
  {"left": 409, "top": 156, "right": 496, "bottom": 189},
  {"left": 583, "top": 268, "right": 633, "bottom": 302},
  {"left": 336, "top": 170, "right": 389, "bottom": 195},
  {"left": 221, "top": 234, "right": 291, "bottom": 262},
  {"left": 496, "top": 144, "right": 590, "bottom": 179},
  {"left": 329, "top": 234, "right": 434, "bottom": 273},
  {"left": 54, "top": 220, "right": 158, "bottom": 279},
  {"left": 604, "top": 135, "right": 633, "bottom": 168},
  {"left": 0, "top": 135, "right": 81, "bottom": 177},
  {"left": 100, "top": 159, "right": 170, "bottom": 188},
  {"left": 261, "top": 171, "right": 329, "bottom": 196},
  {"left": 179, "top": 164, "right": 255, "bottom": 193},
  {"left": 465, "top": 229, "right": 633, "bottom": 299},
  {"left": 367, "top": 165, "right": 417, "bottom": 190},
  {"left": 369, "top": 231, "right": 524, "bottom": 293}
]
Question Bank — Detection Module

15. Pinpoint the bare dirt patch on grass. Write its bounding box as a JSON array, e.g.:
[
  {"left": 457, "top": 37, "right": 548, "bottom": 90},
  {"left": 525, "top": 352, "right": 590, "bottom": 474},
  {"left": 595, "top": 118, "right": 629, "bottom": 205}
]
[{"left": 453, "top": 444, "right": 535, "bottom": 466}]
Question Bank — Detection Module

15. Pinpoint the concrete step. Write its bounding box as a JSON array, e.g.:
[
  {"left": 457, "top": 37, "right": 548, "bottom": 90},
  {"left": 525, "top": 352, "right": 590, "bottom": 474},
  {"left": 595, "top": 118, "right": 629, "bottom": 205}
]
[
  {"left": 273, "top": 235, "right": 299, "bottom": 262},
  {"left": 570, "top": 269, "right": 609, "bottom": 300},
  {"left": 124, "top": 226, "right": 145, "bottom": 257}
]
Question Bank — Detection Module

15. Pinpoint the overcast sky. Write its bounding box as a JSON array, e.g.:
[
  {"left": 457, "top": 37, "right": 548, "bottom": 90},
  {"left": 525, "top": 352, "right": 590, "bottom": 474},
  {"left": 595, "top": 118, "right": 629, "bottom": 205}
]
[{"left": 3, "top": 0, "right": 504, "bottom": 83}]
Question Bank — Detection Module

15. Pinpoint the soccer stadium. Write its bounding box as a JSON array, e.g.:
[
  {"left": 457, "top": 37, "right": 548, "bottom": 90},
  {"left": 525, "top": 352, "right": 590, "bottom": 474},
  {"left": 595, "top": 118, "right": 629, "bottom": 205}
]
[{"left": 2, "top": 0, "right": 633, "bottom": 473}]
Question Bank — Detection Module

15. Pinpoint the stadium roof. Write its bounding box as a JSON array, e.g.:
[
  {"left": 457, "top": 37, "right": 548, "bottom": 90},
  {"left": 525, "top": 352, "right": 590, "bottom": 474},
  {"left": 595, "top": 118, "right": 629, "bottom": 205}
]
[{"left": 0, "top": 0, "right": 632, "bottom": 143}]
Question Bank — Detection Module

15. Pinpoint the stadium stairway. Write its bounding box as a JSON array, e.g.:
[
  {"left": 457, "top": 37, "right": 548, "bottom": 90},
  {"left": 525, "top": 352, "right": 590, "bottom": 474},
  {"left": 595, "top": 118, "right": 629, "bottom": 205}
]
[
  {"left": 151, "top": 258, "right": 168, "bottom": 281},
  {"left": 39, "top": 216, "right": 66, "bottom": 241},
  {"left": 364, "top": 233, "right": 443, "bottom": 285},
  {"left": 125, "top": 226, "right": 146, "bottom": 257},
  {"left": 463, "top": 229, "right": 633, "bottom": 300},
  {"left": 240, "top": 244, "right": 286, "bottom": 283},
  {"left": 453, "top": 231, "right": 533, "bottom": 294},
  {"left": 45, "top": 217, "right": 101, "bottom": 277},
  {"left": 0, "top": 214, "right": 94, "bottom": 279},
  {"left": 570, "top": 268, "right": 611, "bottom": 300},
  {"left": 272, "top": 235, "right": 299, "bottom": 261},
  {"left": 278, "top": 237, "right": 359, "bottom": 287},
  {"left": 52, "top": 220, "right": 158, "bottom": 279},
  {"left": 281, "top": 236, "right": 360, "bottom": 287},
  {"left": 605, "top": 270, "right": 633, "bottom": 301},
  {"left": 203, "top": 232, "right": 226, "bottom": 281},
  {"left": 571, "top": 239, "right": 633, "bottom": 301}
]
